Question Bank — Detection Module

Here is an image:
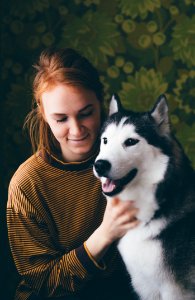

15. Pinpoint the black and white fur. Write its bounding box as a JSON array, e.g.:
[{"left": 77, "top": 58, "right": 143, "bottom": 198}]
[{"left": 94, "top": 94, "right": 195, "bottom": 300}]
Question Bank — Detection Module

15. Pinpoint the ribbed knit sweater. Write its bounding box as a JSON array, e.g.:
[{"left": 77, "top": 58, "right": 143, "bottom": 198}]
[{"left": 7, "top": 151, "right": 134, "bottom": 300}]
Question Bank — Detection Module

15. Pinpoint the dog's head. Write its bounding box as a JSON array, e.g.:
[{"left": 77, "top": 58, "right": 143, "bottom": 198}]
[{"left": 94, "top": 94, "right": 170, "bottom": 197}]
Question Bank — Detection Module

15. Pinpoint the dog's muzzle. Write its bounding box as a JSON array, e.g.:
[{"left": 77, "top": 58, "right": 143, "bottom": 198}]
[{"left": 94, "top": 159, "right": 138, "bottom": 197}]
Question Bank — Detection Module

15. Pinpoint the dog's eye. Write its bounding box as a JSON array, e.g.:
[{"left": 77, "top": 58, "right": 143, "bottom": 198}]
[
  {"left": 124, "top": 138, "right": 139, "bottom": 147},
  {"left": 103, "top": 137, "right": 107, "bottom": 144}
]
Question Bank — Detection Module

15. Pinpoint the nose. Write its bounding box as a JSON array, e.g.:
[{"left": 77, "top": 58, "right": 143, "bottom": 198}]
[
  {"left": 69, "top": 119, "right": 84, "bottom": 137},
  {"left": 94, "top": 159, "right": 111, "bottom": 177}
]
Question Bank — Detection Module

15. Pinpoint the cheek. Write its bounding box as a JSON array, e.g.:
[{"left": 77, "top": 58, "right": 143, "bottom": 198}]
[
  {"left": 48, "top": 122, "right": 68, "bottom": 139},
  {"left": 55, "top": 129, "right": 67, "bottom": 140}
]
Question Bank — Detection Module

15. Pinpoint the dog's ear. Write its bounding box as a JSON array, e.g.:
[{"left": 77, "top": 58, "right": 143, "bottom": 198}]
[
  {"left": 109, "top": 94, "right": 122, "bottom": 116},
  {"left": 151, "top": 94, "right": 170, "bottom": 135}
]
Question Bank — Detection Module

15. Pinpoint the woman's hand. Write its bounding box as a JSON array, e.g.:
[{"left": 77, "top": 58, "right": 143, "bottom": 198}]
[
  {"left": 99, "top": 197, "right": 139, "bottom": 245},
  {"left": 85, "top": 198, "right": 139, "bottom": 262}
]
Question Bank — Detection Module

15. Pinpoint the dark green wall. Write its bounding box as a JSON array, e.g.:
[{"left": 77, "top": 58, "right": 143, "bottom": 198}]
[{"left": 1, "top": 0, "right": 195, "bottom": 298}]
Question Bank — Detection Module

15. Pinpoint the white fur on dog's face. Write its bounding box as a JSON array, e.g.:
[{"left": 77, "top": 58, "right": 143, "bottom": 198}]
[
  {"left": 95, "top": 119, "right": 139, "bottom": 180},
  {"left": 95, "top": 117, "right": 166, "bottom": 181}
]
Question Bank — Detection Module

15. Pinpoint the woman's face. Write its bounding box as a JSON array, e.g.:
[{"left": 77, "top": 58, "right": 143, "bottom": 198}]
[{"left": 41, "top": 84, "right": 101, "bottom": 162}]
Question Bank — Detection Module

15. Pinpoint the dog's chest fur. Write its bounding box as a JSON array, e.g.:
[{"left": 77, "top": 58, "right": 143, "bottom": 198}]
[
  {"left": 117, "top": 220, "right": 185, "bottom": 299},
  {"left": 118, "top": 220, "right": 164, "bottom": 283}
]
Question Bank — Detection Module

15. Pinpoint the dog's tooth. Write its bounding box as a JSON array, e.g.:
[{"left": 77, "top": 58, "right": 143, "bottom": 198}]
[{"left": 101, "top": 177, "right": 108, "bottom": 184}]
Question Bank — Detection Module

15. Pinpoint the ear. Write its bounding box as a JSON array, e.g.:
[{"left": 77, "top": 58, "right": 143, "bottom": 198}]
[
  {"left": 151, "top": 94, "right": 170, "bottom": 135},
  {"left": 109, "top": 94, "right": 123, "bottom": 116}
]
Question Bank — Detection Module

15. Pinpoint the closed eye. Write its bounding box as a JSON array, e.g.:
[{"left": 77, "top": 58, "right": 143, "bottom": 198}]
[
  {"left": 78, "top": 110, "right": 93, "bottom": 119},
  {"left": 124, "top": 138, "right": 139, "bottom": 147},
  {"left": 56, "top": 116, "right": 68, "bottom": 123}
]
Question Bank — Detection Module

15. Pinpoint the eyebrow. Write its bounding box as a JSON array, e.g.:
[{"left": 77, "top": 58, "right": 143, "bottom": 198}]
[{"left": 51, "top": 104, "right": 93, "bottom": 117}]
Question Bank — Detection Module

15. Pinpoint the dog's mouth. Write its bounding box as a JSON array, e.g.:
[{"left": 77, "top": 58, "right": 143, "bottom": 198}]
[{"left": 101, "top": 168, "right": 137, "bottom": 197}]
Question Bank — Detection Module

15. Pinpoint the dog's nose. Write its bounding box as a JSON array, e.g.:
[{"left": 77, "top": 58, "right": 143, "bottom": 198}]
[{"left": 94, "top": 160, "right": 111, "bottom": 177}]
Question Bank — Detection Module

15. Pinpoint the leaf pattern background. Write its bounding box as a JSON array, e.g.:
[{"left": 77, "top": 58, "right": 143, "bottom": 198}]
[{"left": 1, "top": 0, "right": 195, "bottom": 298}]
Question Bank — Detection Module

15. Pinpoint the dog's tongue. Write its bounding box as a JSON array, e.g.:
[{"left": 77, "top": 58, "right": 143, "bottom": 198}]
[{"left": 102, "top": 178, "right": 116, "bottom": 193}]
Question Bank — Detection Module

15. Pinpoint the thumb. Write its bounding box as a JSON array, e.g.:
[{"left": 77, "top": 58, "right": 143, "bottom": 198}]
[{"left": 111, "top": 197, "right": 120, "bottom": 206}]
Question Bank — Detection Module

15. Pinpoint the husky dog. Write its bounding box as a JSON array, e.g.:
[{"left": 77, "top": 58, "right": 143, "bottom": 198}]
[{"left": 93, "top": 94, "right": 195, "bottom": 300}]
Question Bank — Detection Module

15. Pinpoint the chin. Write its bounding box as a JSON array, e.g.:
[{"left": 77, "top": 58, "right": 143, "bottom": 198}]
[{"left": 71, "top": 146, "right": 93, "bottom": 158}]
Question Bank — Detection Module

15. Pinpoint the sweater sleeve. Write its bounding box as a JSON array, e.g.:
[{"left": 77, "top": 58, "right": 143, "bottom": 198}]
[{"left": 7, "top": 182, "right": 107, "bottom": 298}]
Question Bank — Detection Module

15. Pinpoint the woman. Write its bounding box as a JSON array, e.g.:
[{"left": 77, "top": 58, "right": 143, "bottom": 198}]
[{"left": 7, "top": 48, "right": 139, "bottom": 300}]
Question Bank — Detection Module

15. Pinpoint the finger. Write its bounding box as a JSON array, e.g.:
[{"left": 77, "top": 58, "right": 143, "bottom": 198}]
[
  {"left": 128, "top": 207, "right": 139, "bottom": 219},
  {"left": 106, "top": 197, "right": 120, "bottom": 211},
  {"left": 115, "top": 209, "right": 139, "bottom": 225},
  {"left": 123, "top": 200, "right": 136, "bottom": 208},
  {"left": 122, "top": 219, "right": 140, "bottom": 231},
  {"left": 118, "top": 200, "right": 135, "bottom": 210},
  {"left": 113, "top": 203, "right": 138, "bottom": 218},
  {"left": 111, "top": 197, "right": 120, "bottom": 206}
]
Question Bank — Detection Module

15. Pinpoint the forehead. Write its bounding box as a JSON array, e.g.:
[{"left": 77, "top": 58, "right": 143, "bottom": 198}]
[
  {"left": 41, "top": 84, "right": 99, "bottom": 114},
  {"left": 102, "top": 117, "right": 138, "bottom": 138}
]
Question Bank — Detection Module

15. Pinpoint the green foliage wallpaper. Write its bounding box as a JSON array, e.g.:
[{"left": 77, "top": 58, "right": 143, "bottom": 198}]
[{"left": 1, "top": 0, "right": 195, "bottom": 298}]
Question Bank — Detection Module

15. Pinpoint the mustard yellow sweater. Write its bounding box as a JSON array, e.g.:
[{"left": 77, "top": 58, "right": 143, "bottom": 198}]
[{"left": 7, "top": 151, "right": 133, "bottom": 300}]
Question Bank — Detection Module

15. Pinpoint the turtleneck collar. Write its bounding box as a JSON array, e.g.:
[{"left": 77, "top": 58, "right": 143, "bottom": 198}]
[{"left": 38, "top": 147, "right": 99, "bottom": 171}]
